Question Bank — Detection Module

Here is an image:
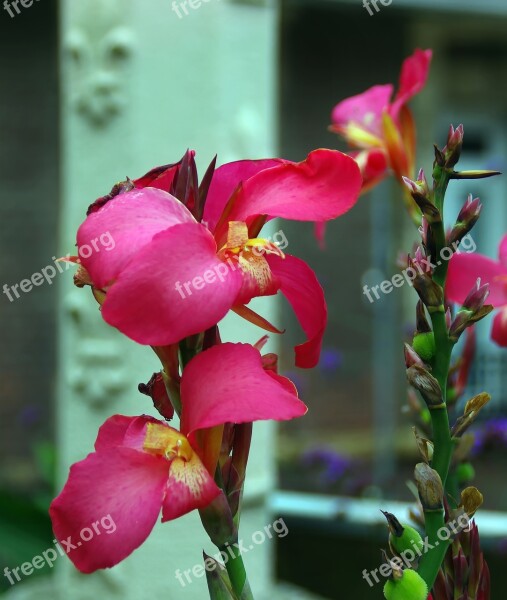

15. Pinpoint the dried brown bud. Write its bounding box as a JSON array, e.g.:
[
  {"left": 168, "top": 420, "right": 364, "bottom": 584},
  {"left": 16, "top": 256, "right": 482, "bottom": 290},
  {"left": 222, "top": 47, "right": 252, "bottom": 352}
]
[
  {"left": 461, "top": 486, "right": 484, "bottom": 517},
  {"left": 407, "top": 365, "right": 443, "bottom": 408},
  {"left": 411, "top": 271, "right": 444, "bottom": 309},
  {"left": 452, "top": 392, "right": 491, "bottom": 437},
  {"left": 413, "top": 427, "right": 433, "bottom": 464},
  {"left": 414, "top": 463, "right": 444, "bottom": 511}
]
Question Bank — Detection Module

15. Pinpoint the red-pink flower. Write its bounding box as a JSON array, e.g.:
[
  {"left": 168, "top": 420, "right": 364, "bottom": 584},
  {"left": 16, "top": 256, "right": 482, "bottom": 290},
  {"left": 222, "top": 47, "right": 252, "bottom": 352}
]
[
  {"left": 330, "top": 48, "right": 432, "bottom": 193},
  {"left": 447, "top": 235, "right": 507, "bottom": 346},
  {"left": 77, "top": 149, "right": 361, "bottom": 368},
  {"left": 49, "top": 343, "right": 306, "bottom": 573}
]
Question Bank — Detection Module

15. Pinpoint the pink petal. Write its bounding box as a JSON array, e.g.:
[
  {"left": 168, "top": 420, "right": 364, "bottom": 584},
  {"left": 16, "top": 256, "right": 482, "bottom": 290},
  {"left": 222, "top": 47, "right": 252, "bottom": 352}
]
[
  {"left": 203, "top": 159, "right": 284, "bottom": 234},
  {"left": 77, "top": 188, "right": 196, "bottom": 289},
  {"left": 331, "top": 84, "right": 394, "bottom": 137},
  {"left": 101, "top": 223, "right": 243, "bottom": 345},
  {"left": 180, "top": 343, "right": 307, "bottom": 439},
  {"left": 492, "top": 308, "right": 507, "bottom": 347},
  {"left": 94, "top": 415, "right": 134, "bottom": 451},
  {"left": 352, "top": 148, "right": 388, "bottom": 191},
  {"left": 218, "top": 150, "right": 361, "bottom": 240},
  {"left": 446, "top": 253, "right": 507, "bottom": 307},
  {"left": 266, "top": 254, "right": 327, "bottom": 368},
  {"left": 390, "top": 49, "right": 432, "bottom": 121},
  {"left": 133, "top": 158, "right": 189, "bottom": 191},
  {"left": 49, "top": 448, "right": 168, "bottom": 573},
  {"left": 498, "top": 234, "right": 507, "bottom": 268},
  {"left": 162, "top": 454, "right": 221, "bottom": 522}
]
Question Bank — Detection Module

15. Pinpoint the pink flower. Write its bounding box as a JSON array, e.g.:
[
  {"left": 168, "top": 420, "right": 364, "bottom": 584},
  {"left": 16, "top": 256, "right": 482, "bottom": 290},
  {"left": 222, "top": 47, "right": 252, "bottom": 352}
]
[
  {"left": 330, "top": 48, "right": 432, "bottom": 189},
  {"left": 49, "top": 343, "right": 306, "bottom": 573},
  {"left": 77, "top": 149, "right": 361, "bottom": 368},
  {"left": 447, "top": 235, "right": 507, "bottom": 346}
]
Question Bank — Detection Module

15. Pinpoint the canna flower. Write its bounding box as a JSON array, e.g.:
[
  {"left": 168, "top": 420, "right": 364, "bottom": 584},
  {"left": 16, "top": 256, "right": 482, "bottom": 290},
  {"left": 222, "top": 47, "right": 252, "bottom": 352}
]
[
  {"left": 447, "top": 234, "right": 507, "bottom": 346},
  {"left": 49, "top": 343, "right": 306, "bottom": 573},
  {"left": 330, "top": 48, "right": 432, "bottom": 219},
  {"left": 76, "top": 149, "right": 361, "bottom": 368}
]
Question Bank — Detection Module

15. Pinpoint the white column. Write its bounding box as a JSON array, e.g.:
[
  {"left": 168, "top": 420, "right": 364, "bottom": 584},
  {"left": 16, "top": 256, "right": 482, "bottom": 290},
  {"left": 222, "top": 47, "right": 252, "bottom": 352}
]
[{"left": 3, "top": 1, "right": 284, "bottom": 599}]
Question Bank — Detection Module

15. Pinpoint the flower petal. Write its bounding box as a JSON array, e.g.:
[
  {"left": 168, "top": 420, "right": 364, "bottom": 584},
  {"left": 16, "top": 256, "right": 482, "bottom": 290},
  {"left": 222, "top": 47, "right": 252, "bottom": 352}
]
[
  {"left": 133, "top": 158, "right": 187, "bottom": 192},
  {"left": 180, "top": 343, "right": 307, "bottom": 440},
  {"left": 390, "top": 49, "right": 432, "bottom": 121},
  {"left": 492, "top": 308, "right": 507, "bottom": 347},
  {"left": 203, "top": 159, "right": 284, "bottom": 234},
  {"left": 162, "top": 454, "right": 221, "bottom": 522},
  {"left": 498, "top": 234, "right": 507, "bottom": 268},
  {"left": 447, "top": 253, "right": 507, "bottom": 307},
  {"left": 217, "top": 150, "right": 361, "bottom": 241},
  {"left": 101, "top": 223, "right": 243, "bottom": 345},
  {"left": 77, "top": 188, "right": 196, "bottom": 289},
  {"left": 49, "top": 447, "right": 168, "bottom": 573},
  {"left": 94, "top": 415, "right": 135, "bottom": 451},
  {"left": 353, "top": 148, "right": 388, "bottom": 193},
  {"left": 266, "top": 254, "right": 327, "bottom": 368},
  {"left": 331, "top": 84, "right": 394, "bottom": 138}
]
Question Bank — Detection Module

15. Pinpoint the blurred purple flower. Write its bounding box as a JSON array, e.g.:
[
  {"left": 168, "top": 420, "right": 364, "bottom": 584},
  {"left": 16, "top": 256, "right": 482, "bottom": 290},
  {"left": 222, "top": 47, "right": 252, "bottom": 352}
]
[
  {"left": 318, "top": 348, "right": 343, "bottom": 375},
  {"left": 472, "top": 417, "right": 507, "bottom": 455},
  {"left": 302, "top": 447, "right": 352, "bottom": 485}
]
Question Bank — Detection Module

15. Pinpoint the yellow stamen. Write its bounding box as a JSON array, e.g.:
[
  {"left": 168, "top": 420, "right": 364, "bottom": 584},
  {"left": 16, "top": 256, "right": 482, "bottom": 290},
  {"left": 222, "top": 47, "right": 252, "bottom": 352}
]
[{"left": 143, "top": 423, "right": 193, "bottom": 462}]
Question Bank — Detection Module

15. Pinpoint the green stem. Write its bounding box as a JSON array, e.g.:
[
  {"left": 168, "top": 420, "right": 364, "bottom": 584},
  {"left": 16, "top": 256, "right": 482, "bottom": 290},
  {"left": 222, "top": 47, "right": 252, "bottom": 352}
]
[
  {"left": 222, "top": 544, "right": 253, "bottom": 599},
  {"left": 417, "top": 169, "right": 455, "bottom": 592},
  {"left": 417, "top": 511, "right": 451, "bottom": 588}
]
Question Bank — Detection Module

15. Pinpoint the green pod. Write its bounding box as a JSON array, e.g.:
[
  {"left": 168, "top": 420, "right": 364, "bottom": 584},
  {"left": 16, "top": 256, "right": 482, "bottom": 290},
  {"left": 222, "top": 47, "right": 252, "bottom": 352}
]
[
  {"left": 412, "top": 332, "right": 436, "bottom": 362},
  {"left": 383, "top": 569, "right": 428, "bottom": 600}
]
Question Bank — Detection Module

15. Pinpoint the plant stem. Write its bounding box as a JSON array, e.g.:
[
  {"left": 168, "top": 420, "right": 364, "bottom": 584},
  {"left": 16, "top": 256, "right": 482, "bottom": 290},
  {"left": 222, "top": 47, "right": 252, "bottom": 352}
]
[
  {"left": 417, "top": 169, "right": 455, "bottom": 592},
  {"left": 417, "top": 510, "right": 451, "bottom": 588},
  {"left": 222, "top": 543, "right": 253, "bottom": 599}
]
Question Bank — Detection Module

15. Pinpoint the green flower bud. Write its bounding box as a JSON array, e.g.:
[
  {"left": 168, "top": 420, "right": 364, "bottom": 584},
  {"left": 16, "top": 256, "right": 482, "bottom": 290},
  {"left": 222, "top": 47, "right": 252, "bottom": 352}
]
[
  {"left": 390, "top": 525, "right": 423, "bottom": 556},
  {"left": 383, "top": 569, "right": 428, "bottom": 600},
  {"left": 456, "top": 462, "right": 475, "bottom": 483},
  {"left": 412, "top": 332, "right": 436, "bottom": 362},
  {"left": 381, "top": 512, "right": 423, "bottom": 555}
]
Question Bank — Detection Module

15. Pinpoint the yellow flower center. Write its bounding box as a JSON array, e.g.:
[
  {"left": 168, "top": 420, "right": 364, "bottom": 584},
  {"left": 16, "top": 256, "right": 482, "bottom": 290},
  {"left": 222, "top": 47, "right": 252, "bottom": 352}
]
[
  {"left": 143, "top": 423, "right": 193, "bottom": 462},
  {"left": 218, "top": 221, "right": 285, "bottom": 297}
]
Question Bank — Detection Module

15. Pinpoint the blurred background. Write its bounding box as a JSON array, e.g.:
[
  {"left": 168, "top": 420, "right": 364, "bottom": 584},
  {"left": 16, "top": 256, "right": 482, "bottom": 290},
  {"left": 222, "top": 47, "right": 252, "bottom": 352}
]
[{"left": 1, "top": 0, "right": 507, "bottom": 598}]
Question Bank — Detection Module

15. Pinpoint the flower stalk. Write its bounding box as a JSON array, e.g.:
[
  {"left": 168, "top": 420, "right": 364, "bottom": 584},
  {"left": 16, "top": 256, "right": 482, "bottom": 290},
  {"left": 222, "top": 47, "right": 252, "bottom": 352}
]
[{"left": 403, "top": 125, "right": 498, "bottom": 595}]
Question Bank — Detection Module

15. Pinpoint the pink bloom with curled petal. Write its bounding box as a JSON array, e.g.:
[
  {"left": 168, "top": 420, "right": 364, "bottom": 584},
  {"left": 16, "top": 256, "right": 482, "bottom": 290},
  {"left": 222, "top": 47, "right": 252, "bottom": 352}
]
[
  {"left": 49, "top": 343, "right": 306, "bottom": 573},
  {"left": 330, "top": 48, "right": 432, "bottom": 196},
  {"left": 77, "top": 149, "right": 361, "bottom": 368},
  {"left": 447, "top": 234, "right": 507, "bottom": 346}
]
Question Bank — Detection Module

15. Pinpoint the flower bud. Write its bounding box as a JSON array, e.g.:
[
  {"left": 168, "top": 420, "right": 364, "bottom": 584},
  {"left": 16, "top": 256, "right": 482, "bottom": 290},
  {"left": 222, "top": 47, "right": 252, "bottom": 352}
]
[
  {"left": 413, "top": 427, "right": 433, "bottom": 463},
  {"left": 403, "top": 177, "right": 441, "bottom": 224},
  {"left": 414, "top": 463, "right": 444, "bottom": 511},
  {"left": 460, "top": 486, "right": 483, "bottom": 517},
  {"left": 411, "top": 269, "right": 444, "bottom": 310},
  {"left": 383, "top": 569, "right": 428, "bottom": 600},
  {"left": 448, "top": 194, "right": 482, "bottom": 247},
  {"left": 381, "top": 511, "right": 423, "bottom": 556},
  {"left": 407, "top": 365, "right": 443, "bottom": 409},
  {"left": 463, "top": 279, "right": 490, "bottom": 312},
  {"left": 412, "top": 332, "right": 436, "bottom": 362},
  {"left": 443, "top": 124, "right": 464, "bottom": 168},
  {"left": 449, "top": 280, "right": 494, "bottom": 342},
  {"left": 451, "top": 392, "right": 491, "bottom": 437},
  {"left": 138, "top": 372, "right": 175, "bottom": 421},
  {"left": 404, "top": 344, "right": 425, "bottom": 369}
]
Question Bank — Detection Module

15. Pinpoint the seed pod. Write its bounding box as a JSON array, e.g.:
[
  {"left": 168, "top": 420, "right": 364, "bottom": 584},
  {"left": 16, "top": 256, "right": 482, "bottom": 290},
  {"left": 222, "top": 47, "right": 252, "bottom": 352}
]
[{"left": 383, "top": 569, "right": 428, "bottom": 600}]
